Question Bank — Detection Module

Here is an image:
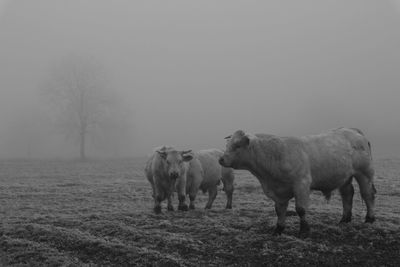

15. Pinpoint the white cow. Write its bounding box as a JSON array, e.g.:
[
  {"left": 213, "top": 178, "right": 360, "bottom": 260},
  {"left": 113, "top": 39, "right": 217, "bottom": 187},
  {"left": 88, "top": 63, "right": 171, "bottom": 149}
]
[
  {"left": 219, "top": 128, "right": 376, "bottom": 236},
  {"left": 145, "top": 146, "right": 193, "bottom": 213},
  {"left": 187, "top": 149, "right": 234, "bottom": 210}
]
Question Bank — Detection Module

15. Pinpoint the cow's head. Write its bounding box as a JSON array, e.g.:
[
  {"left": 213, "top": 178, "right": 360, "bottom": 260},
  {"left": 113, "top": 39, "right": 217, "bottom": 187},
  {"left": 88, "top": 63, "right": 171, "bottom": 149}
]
[
  {"left": 219, "top": 130, "right": 250, "bottom": 169},
  {"left": 157, "top": 147, "right": 193, "bottom": 180}
]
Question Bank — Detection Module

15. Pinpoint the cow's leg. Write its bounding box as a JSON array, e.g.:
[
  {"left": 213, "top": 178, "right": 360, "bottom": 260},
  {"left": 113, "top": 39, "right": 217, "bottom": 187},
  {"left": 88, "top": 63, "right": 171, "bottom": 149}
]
[
  {"left": 224, "top": 184, "right": 233, "bottom": 210},
  {"left": 178, "top": 195, "right": 188, "bottom": 211},
  {"left": 222, "top": 170, "right": 234, "bottom": 209},
  {"left": 153, "top": 180, "right": 163, "bottom": 214},
  {"left": 188, "top": 181, "right": 200, "bottom": 210},
  {"left": 188, "top": 173, "right": 202, "bottom": 210},
  {"left": 167, "top": 193, "right": 174, "bottom": 211},
  {"left": 274, "top": 200, "right": 289, "bottom": 235},
  {"left": 339, "top": 179, "right": 354, "bottom": 223},
  {"left": 166, "top": 183, "right": 175, "bottom": 211},
  {"left": 294, "top": 181, "right": 311, "bottom": 236},
  {"left": 205, "top": 185, "right": 218, "bottom": 209},
  {"left": 154, "top": 192, "right": 165, "bottom": 214},
  {"left": 154, "top": 196, "right": 162, "bottom": 214},
  {"left": 189, "top": 194, "right": 196, "bottom": 210},
  {"left": 354, "top": 170, "right": 376, "bottom": 223},
  {"left": 149, "top": 182, "right": 155, "bottom": 200},
  {"left": 176, "top": 178, "right": 189, "bottom": 211}
]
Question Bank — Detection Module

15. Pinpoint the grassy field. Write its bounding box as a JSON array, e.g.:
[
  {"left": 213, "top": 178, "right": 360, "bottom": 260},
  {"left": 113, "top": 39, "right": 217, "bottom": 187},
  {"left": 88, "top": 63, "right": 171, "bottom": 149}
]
[{"left": 0, "top": 157, "right": 399, "bottom": 266}]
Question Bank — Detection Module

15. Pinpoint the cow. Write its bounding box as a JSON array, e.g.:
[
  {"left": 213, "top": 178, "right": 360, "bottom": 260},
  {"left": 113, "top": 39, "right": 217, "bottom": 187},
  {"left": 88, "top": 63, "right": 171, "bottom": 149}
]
[
  {"left": 219, "top": 127, "right": 376, "bottom": 236},
  {"left": 186, "top": 149, "right": 235, "bottom": 210},
  {"left": 145, "top": 146, "right": 193, "bottom": 214}
]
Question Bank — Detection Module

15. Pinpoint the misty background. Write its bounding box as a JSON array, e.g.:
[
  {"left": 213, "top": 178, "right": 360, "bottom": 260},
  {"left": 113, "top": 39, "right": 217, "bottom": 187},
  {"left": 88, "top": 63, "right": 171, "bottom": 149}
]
[{"left": 1, "top": 0, "right": 400, "bottom": 159}]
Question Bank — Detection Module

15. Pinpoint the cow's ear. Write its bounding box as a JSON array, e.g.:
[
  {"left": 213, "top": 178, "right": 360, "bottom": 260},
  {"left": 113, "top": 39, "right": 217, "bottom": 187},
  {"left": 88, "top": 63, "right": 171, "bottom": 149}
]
[
  {"left": 181, "top": 150, "right": 193, "bottom": 162},
  {"left": 156, "top": 150, "right": 167, "bottom": 159},
  {"left": 183, "top": 154, "right": 193, "bottom": 162}
]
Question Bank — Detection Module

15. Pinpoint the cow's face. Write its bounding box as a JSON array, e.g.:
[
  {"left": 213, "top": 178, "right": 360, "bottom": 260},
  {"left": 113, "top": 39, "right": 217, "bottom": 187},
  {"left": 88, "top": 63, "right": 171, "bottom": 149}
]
[
  {"left": 157, "top": 148, "right": 193, "bottom": 180},
  {"left": 219, "top": 130, "right": 250, "bottom": 169}
]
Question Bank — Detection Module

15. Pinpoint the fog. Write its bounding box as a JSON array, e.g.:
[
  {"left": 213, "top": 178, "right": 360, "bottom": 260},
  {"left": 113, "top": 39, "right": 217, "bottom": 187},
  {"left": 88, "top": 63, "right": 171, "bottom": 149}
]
[{"left": 1, "top": 0, "right": 400, "bottom": 158}]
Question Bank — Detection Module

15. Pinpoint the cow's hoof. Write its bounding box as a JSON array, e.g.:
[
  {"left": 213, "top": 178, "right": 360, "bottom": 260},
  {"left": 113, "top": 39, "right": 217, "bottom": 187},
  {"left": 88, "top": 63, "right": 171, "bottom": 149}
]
[
  {"left": 365, "top": 216, "right": 375, "bottom": 223},
  {"left": 189, "top": 204, "right": 195, "bottom": 210},
  {"left": 178, "top": 204, "right": 188, "bottom": 211},
  {"left": 154, "top": 206, "right": 162, "bottom": 214},
  {"left": 273, "top": 225, "right": 285, "bottom": 236},
  {"left": 225, "top": 205, "right": 232, "bottom": 209},
  {"left": 298, "top": 228, "right": 310, "bottom": 238},
  {"left": 298, "top": 230, "right": 310, "bottom": 238},
  {"left": 339, "top": 217, "right": 351, "bottom": 224},
  {"left": 204, "top": 205, "right": 212, "bottom": 210},
  {"left": 299, "top": 221, "right": 310, "bottom": 238},
  {"left": 285, "top": 210, "right": 297, "bottom": 217},
  {"left": 167, "top": 205, "right": 174, "bottom": 211}
]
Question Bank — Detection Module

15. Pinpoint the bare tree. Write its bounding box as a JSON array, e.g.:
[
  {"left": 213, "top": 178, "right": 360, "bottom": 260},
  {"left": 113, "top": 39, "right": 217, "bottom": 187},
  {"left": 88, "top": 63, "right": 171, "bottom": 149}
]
[{"left": 43, "top": 55, "right": 123, "bottom": 160}]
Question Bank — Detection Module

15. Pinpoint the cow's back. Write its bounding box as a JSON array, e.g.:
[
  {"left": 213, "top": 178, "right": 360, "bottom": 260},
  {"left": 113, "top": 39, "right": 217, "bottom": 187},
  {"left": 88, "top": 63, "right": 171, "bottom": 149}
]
[
  {"left": 196, "top": 149, "right": 223, "bottom": 165},
  {"left": 301, "top": 128, "right": 372, "bottom": 190}
]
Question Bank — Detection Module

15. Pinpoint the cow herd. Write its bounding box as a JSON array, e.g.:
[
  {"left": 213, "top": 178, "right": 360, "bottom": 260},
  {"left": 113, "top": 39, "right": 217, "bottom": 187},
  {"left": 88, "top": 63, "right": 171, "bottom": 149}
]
[
  {"left": 144, "top": 127, "right": 376, "bottom": 236},
  {"left": 145, "top": 147, "right": 234, "bottom": 213}
]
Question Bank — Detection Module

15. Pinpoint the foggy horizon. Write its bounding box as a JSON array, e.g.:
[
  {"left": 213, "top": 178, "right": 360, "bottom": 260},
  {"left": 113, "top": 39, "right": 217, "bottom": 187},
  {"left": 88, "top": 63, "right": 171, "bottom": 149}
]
[{"left": 1, "top": 0, "right": 400, "bottom": 159}]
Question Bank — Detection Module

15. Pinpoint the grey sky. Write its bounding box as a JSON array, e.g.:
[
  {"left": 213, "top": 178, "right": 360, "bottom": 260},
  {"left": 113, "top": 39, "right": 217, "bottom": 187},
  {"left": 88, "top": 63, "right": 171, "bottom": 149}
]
[{"left": 1, "top": 0, "right": 400, "bottom": 158}]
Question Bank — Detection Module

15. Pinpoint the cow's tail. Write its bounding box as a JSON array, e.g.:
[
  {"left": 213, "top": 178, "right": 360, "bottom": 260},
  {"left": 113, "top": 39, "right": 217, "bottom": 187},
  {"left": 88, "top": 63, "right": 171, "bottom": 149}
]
[
  {"left": 367, "top": 140, "right": 373, "bottom": 160},
  {"left": 351, "top": 127, "right": 373, "bottom": 160}
]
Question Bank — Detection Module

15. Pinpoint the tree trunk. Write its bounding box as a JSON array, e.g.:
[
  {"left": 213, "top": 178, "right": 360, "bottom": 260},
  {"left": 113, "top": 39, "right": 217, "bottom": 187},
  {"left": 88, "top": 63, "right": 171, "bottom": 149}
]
[
  {"left": 80, "top": 130, "right": 86, "bottom": 160},
  {"left": 79, "top": 89, "right": 87, "bottom": 161}
]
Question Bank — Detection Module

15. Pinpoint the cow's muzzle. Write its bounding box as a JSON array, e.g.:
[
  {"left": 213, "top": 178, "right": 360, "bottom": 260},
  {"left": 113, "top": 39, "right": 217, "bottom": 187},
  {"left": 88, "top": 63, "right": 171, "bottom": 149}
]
[{"left": 169, "top": 172, "right": 179, "bottom": 180}]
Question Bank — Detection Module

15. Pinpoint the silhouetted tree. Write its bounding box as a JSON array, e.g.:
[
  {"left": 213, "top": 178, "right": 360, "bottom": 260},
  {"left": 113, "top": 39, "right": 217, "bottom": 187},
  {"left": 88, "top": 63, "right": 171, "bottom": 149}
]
[{"left": 43, "top": 55, "right": 122, "bottom": 160}]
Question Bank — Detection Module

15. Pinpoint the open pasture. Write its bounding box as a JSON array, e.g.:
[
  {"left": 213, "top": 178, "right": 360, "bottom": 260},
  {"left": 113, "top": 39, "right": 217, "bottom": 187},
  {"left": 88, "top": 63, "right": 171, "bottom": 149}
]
[{"left": 0, "top": 158, "right": 399, "bottom": 266}]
